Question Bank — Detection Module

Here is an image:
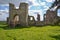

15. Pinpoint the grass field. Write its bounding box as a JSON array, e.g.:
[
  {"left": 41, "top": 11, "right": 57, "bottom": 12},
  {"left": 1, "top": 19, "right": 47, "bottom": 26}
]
[{"left": 0, "top": 22, "right": 60, "bottom": 40}]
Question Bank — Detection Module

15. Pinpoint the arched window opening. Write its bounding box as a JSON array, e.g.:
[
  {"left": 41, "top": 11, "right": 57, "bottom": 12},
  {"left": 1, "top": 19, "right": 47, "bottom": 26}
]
[
  {"left": 13, "top": 14, "right": 19, "bottom": 22},
  {"left": 57, "top": 9, "right": 60, "bottom": 16},
  {"left": 30, "top": 17, "right": 33, "bottom": 21}
]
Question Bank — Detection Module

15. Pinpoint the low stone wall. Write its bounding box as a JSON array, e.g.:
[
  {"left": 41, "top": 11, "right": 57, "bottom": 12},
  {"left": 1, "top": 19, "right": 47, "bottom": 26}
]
[{"left": 35, "top": 21, "right": 45, "bottom": 26}]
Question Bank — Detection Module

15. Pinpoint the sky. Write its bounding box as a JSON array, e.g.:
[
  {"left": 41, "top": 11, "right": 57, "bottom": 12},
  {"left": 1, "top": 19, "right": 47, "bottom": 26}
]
[{"left": 0, "top": 0, "right": 60, "bottom": 21}]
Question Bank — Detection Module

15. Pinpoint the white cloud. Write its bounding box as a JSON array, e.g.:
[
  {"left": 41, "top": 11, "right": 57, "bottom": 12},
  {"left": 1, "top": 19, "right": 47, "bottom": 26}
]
[
  {"left": 0, "top": 4, "right": 9, "bottom": 13},
  {"left": 29, "top": 10, "right": 42, "bottom": 13},
  {"left": 0, "top": 11, "right": 9, "bottom": 21},
  {"left": 44, "top": 6, "right": 49, "bottom": 10},
  {"left": 5, "top": 8, "right": 9, "bottom": 12},
  {"left": 46, "top": 0, "right": 55, "bottom": 2},
  {"left": 0, "top": 7, "right": 9, "bottom": 21},
  {"left": 40, "top": 2, "right": 46, "bottom": 6},
  {"left": 33, "top": 3, "right": 40, "bottom": 6},
  {"left": 28, "top": 6, "right": 32, "bottom": 10},
  {"left": 0, "top": 6, "right": 9, "bottom": 13},
  {"left": 28, "top": 0, "right": 40, "bottom": 6},
  {"left": 29, "top": 0, "right": 35, "bottom": 3},
  {"left": 0, "top": 9, "right": 9, "bottom": 13},
  {"left": 0, "top": 4, "right": 9, "bottom": 6}
]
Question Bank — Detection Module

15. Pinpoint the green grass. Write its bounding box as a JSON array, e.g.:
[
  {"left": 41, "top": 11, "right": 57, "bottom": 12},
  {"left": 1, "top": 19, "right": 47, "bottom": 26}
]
[{"left": 0, "top": 22, "right": 60, "bottom": 40}]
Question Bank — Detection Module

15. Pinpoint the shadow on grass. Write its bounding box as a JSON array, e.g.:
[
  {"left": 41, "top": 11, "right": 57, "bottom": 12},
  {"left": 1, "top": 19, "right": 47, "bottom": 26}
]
[
  {"left": 0, "top": 25, "right": 32, "bottom": 30},
  {"left": 0, "top": 24, "right": 60, "bottom": 30},
  {"left": 50, "top": 35, "right": 60, "bottom": 40},
  {"left": 1, "top": 24, "right": 45, "bottom": 30}
]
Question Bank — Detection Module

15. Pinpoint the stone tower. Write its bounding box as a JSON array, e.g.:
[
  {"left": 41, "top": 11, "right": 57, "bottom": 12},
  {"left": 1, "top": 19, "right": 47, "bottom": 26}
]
[
  {"left": 9, "top": 3, "right": 15, "bottom": 21},
  {"left": 9, "top": 3, "right": 17, "bottom": 27},
  {"left": 19, "top": 3, "right": 28, "bottom": 26}
]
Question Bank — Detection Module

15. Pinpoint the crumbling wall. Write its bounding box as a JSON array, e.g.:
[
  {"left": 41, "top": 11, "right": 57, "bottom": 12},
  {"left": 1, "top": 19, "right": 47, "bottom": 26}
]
[
  {"left": 45, "top": 10, "right": 58, "bottom": 25},
  {"left": 28, "top": 16, "right": 35, "bottom": 26}
]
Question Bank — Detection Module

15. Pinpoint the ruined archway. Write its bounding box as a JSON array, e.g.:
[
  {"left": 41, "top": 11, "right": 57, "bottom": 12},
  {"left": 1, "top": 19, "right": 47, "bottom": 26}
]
[{"left": 13, "top": 14, "right": 20, "bottom": 25}]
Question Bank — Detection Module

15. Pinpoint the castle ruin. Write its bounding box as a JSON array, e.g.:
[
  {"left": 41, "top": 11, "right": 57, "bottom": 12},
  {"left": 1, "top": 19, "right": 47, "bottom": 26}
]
[{"left": 7, "top": 0, "right": 60, "bottom": 27}]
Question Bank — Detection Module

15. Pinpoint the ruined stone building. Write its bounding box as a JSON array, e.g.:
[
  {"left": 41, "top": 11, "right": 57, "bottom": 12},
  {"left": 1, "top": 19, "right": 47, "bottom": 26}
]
[
  {"left": 7, "top": 3, "right": 28, "bottom": 27},
  {"left": 44, "top": 10, "right": 58, "bottom": 25},
  {"left": 7, "top": 0, "right": 60, "bottom": 27}
]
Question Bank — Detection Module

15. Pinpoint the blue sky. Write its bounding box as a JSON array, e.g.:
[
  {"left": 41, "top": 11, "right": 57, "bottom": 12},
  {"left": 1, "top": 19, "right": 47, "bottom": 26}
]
[{"left": 0, "top": 0, "right": 60, "bottom": 21}]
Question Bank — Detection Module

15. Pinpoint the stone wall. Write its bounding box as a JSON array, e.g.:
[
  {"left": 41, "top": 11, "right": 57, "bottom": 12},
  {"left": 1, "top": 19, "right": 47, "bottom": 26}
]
[
  {"left": 45, "top": 10, "right": 58, "bottom": 25},
  {"left": 35, "top": 21, "right": 44, "bottom": 26}
]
